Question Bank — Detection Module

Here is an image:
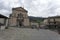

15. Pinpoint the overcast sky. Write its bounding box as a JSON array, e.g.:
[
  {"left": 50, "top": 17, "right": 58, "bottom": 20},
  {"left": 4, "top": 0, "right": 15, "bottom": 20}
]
[{"left": 0, "top": 0, "right": 60, "bottom": 17}]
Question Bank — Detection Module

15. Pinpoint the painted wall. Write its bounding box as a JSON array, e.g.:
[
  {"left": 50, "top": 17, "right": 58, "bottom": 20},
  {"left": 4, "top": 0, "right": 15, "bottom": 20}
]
[{"left": 0, "top": 18, "right": 5, "bottom": 25}]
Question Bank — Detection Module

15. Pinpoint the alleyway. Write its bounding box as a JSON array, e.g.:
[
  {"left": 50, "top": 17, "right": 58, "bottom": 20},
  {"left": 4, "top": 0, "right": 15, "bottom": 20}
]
[{"left": 0, "top": 27, "right": 60, "bottom": 40}]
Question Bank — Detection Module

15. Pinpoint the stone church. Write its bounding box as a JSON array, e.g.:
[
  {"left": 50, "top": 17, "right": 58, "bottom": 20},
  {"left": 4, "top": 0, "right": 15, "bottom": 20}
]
[{"left": 9, "top": 7, "right": 30, "bottom": 27}]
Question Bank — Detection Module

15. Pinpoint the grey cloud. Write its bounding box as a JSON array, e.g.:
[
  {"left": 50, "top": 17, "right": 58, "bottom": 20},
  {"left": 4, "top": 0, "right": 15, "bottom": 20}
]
[{"left": 0, "top": 0, "right": 60, "bottom": 17}]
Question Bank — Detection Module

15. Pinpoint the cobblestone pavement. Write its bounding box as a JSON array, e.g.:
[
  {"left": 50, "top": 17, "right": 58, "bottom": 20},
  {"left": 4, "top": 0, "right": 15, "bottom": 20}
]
[{"left": 0, "top": 27, "right": 60, "bottom": 40}]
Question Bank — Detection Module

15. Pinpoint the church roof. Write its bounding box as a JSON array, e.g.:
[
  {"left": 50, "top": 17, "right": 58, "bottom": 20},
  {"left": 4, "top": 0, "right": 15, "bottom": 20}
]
[{"left": 12, "top": 7, "right": 28, "bottom": 12}]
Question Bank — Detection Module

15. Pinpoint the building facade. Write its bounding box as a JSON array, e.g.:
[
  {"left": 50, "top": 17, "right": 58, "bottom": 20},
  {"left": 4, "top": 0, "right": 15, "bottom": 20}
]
[
  {"left": 9, "top": 7, "right": 30, "bottom": 27},
  {"left": 0, "top": 14, "right": 8, "bottom": 29},
  {"left": 0, "top": 14, "right": 8, "bottom": 26},
  {"left": 43, "top": 16, "right": 60, "bottom": 29}
]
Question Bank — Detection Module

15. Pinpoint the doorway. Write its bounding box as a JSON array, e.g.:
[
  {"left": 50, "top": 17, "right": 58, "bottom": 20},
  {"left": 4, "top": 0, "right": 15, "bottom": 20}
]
[{"left": 19, "top": 21, "right": 23, "bottom": 27}]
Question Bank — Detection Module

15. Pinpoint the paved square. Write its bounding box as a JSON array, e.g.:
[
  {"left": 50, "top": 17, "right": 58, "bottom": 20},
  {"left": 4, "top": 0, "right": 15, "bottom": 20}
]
[{"left": 0, "top": 27, "right": 60, "bottom": 40}]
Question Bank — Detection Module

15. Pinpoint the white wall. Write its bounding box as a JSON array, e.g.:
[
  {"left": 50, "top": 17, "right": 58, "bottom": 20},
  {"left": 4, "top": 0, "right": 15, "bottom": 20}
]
[
  {"left": 0, "top": 18, "right": 5, "bottom": 24},
  {"left": 0, "top": 18, "right": 6, "bottom": 30},
  {"left": 31, "top": 22, "right": 39, "bottom": 27}
]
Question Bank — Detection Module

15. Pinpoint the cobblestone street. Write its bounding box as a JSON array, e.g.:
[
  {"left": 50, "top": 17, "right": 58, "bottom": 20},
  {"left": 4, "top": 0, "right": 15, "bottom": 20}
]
[{"left": 0, "top": 27, "right": 60, "bottom": 40}]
